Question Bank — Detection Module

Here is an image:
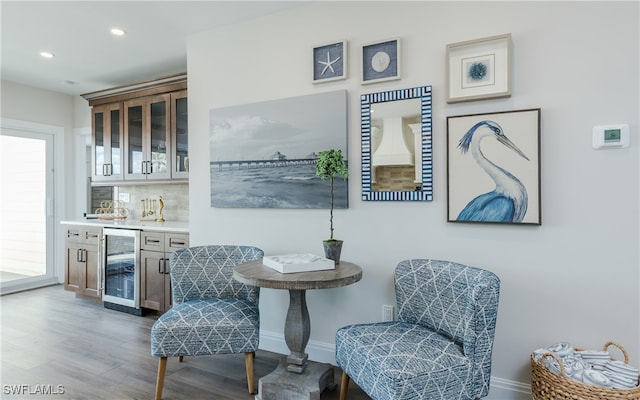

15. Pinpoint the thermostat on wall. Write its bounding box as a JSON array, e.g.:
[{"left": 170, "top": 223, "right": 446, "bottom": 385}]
[{"left": 592, "top": 124, "right": 629, "bottom": 149}]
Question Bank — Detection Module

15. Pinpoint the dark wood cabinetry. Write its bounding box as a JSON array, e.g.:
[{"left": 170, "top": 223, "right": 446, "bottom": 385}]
[
  {"left": 91, "top": 103, "right": 123, "bottom": 182},
  {"left": 171, "top": 90, "right": 189, "bottom": 180},
  {"left": 63, "top": 222, "right": 189, "bottom": 314},
  {"left": 64, "top": 225, "right": 102, "bottom": 301},
  {"left": 123, "top": 93, "right": 172, "bottom": 181},
  {"left": 83, "top": 74, "right": 188, "bottom": 185},
  {"left": 140, "top": 231, "right": 189, "bottom": 313}
]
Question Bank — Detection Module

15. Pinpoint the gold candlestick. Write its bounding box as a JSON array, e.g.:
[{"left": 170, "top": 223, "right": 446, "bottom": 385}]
[
  {"left": 141, "top": 200, "right": 147, "bottom": 218},
  {"left": 156, "top": 196, "right": 165, "bottom": 222}
]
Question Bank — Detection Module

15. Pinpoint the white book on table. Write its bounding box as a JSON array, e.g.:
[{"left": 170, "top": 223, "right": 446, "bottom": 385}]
[{"left": 263, "top": 254, "right": 335, "bottom": 273}]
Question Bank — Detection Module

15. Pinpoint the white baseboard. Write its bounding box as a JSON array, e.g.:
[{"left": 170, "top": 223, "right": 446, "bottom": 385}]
[
  {"left": 485, "top": 377, "right": 532, "bottom": 399},
  {"left": 259, "top": 330, "right": 532, "bottom": 400},
  {"left": 0, "top": 277, "right": 59, "bottom": 295},
  {"left": 259, "top": 329, "right": 337, "bottom": 364}
]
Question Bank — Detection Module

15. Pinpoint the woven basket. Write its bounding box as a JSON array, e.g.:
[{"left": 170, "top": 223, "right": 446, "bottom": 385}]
[{"left": 531, "top": 341, "right": 640, "bottom": 400}]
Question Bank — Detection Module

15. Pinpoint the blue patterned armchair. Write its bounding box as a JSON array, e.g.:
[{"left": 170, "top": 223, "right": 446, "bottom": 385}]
[
  {"left": 150, "top": 245, "right": 264, "bottom": 400},
  {"left": 335, "top": 259, "right": 500, "bottom": 400}
]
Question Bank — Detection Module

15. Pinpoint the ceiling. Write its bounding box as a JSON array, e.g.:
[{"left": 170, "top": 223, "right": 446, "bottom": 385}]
[{"left": 1, "top": 1, "right": 301, "bottom": 96}]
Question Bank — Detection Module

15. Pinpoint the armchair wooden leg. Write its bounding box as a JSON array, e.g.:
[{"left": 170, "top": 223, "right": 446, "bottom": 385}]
[
  {"left": 178, "top": 355, "right": 184, "bottom": 362},
  {"left": 245, "top": 352, "right": 256, "bottom": 394},
  {"left": 339, "top": 372, "right": 350, "bottom": 400},
  {"left": 155, "top": 357, "right": 167, "bottom": 400}
]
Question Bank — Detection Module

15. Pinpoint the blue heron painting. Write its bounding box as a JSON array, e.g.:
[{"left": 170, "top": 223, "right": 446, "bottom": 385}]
[{"left": 456, "top": 120, "right": 530, "bottom": 223}]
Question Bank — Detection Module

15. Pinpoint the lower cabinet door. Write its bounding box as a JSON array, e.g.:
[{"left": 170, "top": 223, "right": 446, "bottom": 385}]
[
  {"left": 79, "top": 246, "right": 101, "bottom": 299},
  {"left": 140, "top": 250, "right": 167, "bottom": 311},
  {"left": 65, "top": 245, "right": 82, "bottom": 292},
  {"left": 65, "top": 225, "right": 102, "bottom": 300}
]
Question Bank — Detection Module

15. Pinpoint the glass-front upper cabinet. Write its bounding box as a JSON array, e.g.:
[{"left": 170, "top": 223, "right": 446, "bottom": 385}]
[
  {"left": 91, "top": 103, "right": 123, "bottom": 182},
  {"left": 171, "top": 90, "right": 188, "bottom": 179},
  {"left": 123, "top": 94, "right": 171, "bottom": 181}
]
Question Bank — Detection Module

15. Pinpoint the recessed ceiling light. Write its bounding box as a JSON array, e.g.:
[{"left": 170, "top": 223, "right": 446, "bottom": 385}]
[
  {"left": 40, "top": 51, "right": 54, "bottom": 58},
  {"left": 110, "top": 28, "right": 126, "bottom": 36}
]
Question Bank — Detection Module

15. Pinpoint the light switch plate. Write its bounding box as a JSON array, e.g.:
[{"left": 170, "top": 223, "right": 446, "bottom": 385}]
[{"left": 382, "top": 304, "right": 395, "bottom": 321}]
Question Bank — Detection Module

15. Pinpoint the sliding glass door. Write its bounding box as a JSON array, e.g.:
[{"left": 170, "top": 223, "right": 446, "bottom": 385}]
[{"left": 0, "top": 128, "right": 55, "bottom": 293}]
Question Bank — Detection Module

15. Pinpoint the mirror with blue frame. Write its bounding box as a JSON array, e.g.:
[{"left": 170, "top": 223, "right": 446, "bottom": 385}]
[{"left": 361, "top": 85, "right": 433, "bottom": 201}]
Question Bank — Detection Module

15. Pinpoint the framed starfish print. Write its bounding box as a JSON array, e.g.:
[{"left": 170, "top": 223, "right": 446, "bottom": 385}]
[{"left": 312, "top": 41, "right": 347, "bottom": 83}]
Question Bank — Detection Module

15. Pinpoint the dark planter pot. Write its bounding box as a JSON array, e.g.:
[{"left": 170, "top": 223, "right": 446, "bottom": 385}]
[{"left": 323, "top": 240, "right": 343, "bottom": 265}]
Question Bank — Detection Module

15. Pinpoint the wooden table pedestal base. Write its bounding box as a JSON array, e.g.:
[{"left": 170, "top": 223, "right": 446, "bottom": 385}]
[{"left": 255, "top": 358, "right": 337, "bottom": 400}]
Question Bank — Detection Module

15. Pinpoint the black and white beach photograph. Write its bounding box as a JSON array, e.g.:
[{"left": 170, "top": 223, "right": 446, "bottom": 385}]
[{"left": 209, "top": 90, "right": 348, "bottom": 209}]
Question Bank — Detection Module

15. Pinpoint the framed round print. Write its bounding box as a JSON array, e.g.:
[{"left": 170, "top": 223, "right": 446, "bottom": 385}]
[{"left": 361, "top": 38, "right": 401, "bottom": 84}]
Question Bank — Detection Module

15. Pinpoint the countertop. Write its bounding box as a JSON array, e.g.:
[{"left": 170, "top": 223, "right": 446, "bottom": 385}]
[{"left": 60, "top": 219, "right": 189, "bottom": 233}]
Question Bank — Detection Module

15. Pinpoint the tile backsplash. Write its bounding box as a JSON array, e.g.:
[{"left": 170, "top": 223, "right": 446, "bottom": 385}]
[{"left": 110, "top": 184, "right": 189, "bottom": 222}]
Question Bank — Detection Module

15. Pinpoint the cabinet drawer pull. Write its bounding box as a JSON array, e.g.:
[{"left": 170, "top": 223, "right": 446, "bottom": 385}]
[
  {"left": 170, "top": 240, "right": 185, "bottom": 247},
  {"left": 164, "top": 258, "right": 170, "bottom": 275},
  {"left": 68, "top": 231, "right": 80, "bottom": 238},
  {"left": 77, "top": 249, "right": 86, "bottom": 263},
  {"left": 158, "top": 259, "right": 163, "bottom": 274},
  {"left": 146, "top": 238, "right": 161, "bottom": 244}
]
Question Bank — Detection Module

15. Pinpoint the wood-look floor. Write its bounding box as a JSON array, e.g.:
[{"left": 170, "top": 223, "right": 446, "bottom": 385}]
[{"left": 0, "top": 285, "right": 369, "bottom": 400}]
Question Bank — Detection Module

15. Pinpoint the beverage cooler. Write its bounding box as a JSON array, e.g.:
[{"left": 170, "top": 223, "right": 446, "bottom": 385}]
[{"left": 102, "top": 228, "right": 141, "bottom": 315}]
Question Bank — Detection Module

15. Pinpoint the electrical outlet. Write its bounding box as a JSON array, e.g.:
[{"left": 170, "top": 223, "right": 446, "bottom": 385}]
[
  {"left": 382, "top": 305, "right": 395, "bottom": 321},
  {"left": 119, "top": 192, "right": 130, "bottom": 203}
]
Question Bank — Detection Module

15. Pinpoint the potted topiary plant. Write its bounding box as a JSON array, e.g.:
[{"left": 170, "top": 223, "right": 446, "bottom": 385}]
[{"left": 315, "top": 149, "right": 348, "bottom": 264}]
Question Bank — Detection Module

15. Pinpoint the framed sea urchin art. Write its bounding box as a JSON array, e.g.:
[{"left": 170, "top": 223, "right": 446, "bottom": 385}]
[{"left": 446, "top": 34, "right": 511, "bottom": 103}]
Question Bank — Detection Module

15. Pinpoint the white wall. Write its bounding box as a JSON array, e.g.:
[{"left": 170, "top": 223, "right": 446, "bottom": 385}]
[
  {"left": 1, "top": 80, "right": 78, "bottom": 283},
  {"left": 187, "top": 1, "right": 639, "bottom": 396}
]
